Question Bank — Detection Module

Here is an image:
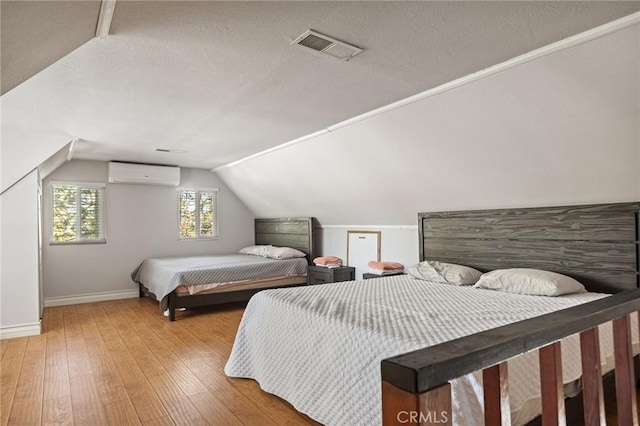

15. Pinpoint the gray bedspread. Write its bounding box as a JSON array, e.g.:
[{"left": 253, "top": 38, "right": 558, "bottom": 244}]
[{"left": 131, "top": 254, "right": 308, "bottom": 307}]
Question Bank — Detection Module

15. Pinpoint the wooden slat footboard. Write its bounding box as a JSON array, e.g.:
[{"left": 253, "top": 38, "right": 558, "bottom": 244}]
[
  {"left": 482, "top": 362, "right": 510, "bottom": 425},
  {"left": 579, "top": 327, "right": 606, "bottom": 424},
  {"left": 381, "top": 289, "right": 640, "bottom": 426}
]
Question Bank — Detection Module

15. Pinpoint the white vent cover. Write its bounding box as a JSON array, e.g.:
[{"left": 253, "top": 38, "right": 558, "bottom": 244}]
[{"left": 291, "top": 30, "right": 362, "bottom": 61}]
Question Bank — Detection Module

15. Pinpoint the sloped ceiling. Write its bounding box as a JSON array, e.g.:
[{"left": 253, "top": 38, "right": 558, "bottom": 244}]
[
  {"left": 0, "top": 1, "right": 101, "bottom": 95},
  {"left": 2, "top": 1, "right": 639, "bottom": 171},
  {"left": 216, "top": 24, "right": 640, "bottom": 225}
]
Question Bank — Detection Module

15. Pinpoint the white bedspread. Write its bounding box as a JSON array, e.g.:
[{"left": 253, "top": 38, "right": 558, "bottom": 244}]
[{"left": 224, "top": 275, "right": 633, "bottom": 426}]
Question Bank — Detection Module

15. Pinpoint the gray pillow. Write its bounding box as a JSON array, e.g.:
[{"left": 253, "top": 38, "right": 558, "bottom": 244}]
[{"left": 409, "top": 261, "right": 482, "bottom": 285}]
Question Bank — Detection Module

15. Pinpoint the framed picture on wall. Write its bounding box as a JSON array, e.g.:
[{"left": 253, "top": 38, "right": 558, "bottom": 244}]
[{"left": 346, "top": 230, "right": 381, "bottom": 279}]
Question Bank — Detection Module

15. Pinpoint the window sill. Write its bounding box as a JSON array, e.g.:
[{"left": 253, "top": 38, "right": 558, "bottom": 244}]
[
  {"left": 49, "top": 240, "right": 106, "bottom": 246},
  {"left": 178, "top": 236, "right": 220, "bottom": 242}
]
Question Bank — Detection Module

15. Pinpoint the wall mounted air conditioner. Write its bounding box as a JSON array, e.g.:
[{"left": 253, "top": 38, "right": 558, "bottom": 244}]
[{"left": 108, "top": 162, "right": 180, "bottom": 186}]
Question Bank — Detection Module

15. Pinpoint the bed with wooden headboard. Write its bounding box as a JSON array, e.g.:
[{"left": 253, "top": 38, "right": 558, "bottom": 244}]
[
  {"left": 135, "top": 217, "right": 316, "bottom": 321},
  {"left": 381, "top": 201, "right": 639, "bottom": 425},
  {"left": 224, "top": 202, "right": 639, "bottom": 426}
]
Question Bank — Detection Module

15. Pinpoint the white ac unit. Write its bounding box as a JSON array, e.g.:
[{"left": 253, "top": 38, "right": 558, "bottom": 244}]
[{"left": 108, "top": 162, "right": 180, "bottom": 186}]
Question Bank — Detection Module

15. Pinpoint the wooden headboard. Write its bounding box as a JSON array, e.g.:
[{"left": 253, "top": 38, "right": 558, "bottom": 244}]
[
  {"left": 418, "top": 203, "right": 639, "bottom": 293},
  {"left": 255, "top": 217, "right": 316, "bottom": 263}
]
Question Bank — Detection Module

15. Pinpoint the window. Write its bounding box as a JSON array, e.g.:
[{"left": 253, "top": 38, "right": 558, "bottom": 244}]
[
  {"left": 50, "top": 182, "right": 105, "bottom": 244},
  {"left": 179, "top": 189, "right": 218, "bottom": 239}
]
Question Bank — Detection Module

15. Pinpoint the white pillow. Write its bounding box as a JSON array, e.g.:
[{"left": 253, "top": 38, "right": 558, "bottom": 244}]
[
  {"left": 265, "top": 246, "right": 307, "bottom": 260},
  {"left": 474, "top": 268, "right": 586, "bottom": 296},
  {"left": 238, "top": 245, "right": 273, "bottom": 257},
  {"left": 408, "top": 261, "right": 482, "bottom": 285}
]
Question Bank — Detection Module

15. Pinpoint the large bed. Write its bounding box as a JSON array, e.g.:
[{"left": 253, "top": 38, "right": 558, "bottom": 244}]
[
  {"left": 133, "top": 217, "right": 316, "bottom": 320},
  {"left": 224, "top": 203, "right": 639, "bottom": 425}
]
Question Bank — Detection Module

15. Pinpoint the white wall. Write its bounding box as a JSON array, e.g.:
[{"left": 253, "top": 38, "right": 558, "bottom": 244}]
[
  {"left": 319, "top": 226, "right": 419, "bottom": 279},
  {"left": 216, "top": 24, "right": 640, "bottom": 264},
  {"left": 0, "top": 170, "right": 41, "bottom": 338},
  {"left": 0, "top": 128, "right": 72, "bottom": 193},
  {"left": 42, "top": 160, "right": 254, "bottom": 300}
]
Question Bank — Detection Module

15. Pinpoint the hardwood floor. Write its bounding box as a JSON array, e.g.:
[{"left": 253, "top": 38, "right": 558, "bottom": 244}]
[
  {"left": 1, "top": 297, "right": 320, "bottom": 425},
  {"left": 1, "top": 297, "right": 637, "bottom": 425}
]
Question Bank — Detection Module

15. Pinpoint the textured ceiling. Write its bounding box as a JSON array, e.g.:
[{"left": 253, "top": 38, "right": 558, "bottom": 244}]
[
  {"left": 0, "top": 1, "right": 100, "bottom": 95},
  {"left": 2, "top": 1, "right": 639, "bottom": 170}
]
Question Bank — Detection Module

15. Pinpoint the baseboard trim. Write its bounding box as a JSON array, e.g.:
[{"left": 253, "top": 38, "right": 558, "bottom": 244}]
[
  {"left": 44, "top": 289, "right": 139, "bottom": 307},
  {"left": 0, "top": 322, "right": 41, "bottom": 340}
]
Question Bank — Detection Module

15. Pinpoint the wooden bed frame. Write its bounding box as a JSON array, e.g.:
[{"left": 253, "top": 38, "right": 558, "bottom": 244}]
[
  {"left": 138, "top": 217, "right": 316, "bottom": 321},
  {"left": 418, "top": 202, "right": 638, "bottom": 293},
  {"left": 382, "top": 202, "right": 639, "bottom": 425}
]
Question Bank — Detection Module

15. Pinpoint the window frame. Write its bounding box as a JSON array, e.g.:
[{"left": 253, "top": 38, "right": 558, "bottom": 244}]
[
  {"left": 177, "top": 187, "right": 219, "bottom": 241},
  {"left": 49, "top": 181, "right": 107, "bottom": 245}
]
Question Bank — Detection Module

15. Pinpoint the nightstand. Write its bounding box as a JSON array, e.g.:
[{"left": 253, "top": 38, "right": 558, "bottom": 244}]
[
  {"left": 307, "top": 265, "right": 356, "bottom": 285},
  {"left": 362, "top": 273, "right": 406, "bottom": 279}
]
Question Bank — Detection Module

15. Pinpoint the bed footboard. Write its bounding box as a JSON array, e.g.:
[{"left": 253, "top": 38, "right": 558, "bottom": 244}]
[
  {"left": 164, "top": 282, "right": 307, "bottom": 321},
  {"left": 381, "top": 289, "right": 640, "bottom": 425}
]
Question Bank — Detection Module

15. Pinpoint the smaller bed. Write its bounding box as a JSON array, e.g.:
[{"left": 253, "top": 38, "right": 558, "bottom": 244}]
[{"left": 132, "top": 217, "right": 315, "bottom": 320}]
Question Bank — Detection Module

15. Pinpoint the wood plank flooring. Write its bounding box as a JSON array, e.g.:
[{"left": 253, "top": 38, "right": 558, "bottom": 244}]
[
  {"left": 1, "top": 297, "right": 320, "bottom": 425},
  {"left": 1, "top": 296, "right": 638, "bottom": 425}
]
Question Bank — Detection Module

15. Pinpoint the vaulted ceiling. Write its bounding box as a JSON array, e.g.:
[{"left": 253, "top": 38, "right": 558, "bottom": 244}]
[{"left": 2, "top": 1, "right": 639, "bottom": 171}]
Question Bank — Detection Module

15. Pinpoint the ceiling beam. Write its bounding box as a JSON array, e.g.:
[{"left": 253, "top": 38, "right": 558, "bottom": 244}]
[{"left": 95, "top": 0, "right": 117, "bottom": 39}]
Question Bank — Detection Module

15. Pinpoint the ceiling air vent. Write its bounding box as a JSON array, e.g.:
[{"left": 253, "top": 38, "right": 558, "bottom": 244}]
[{"left": 291, "top": 30, "right": 362, "bottom": 61}]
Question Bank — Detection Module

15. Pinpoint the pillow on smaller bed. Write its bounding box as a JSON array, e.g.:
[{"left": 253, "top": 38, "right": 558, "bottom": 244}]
[
  {"left": 265, "top": 246, "right": 306, "bottom": 260},
  {"left": 474, "top": 268, "right": 586, "bottom": 296},
  {"left": 238, "top": 245, "right": 273, "bottom": 257},
  {"left": 408, "top": 261, "right": 482, "bottom": 285}
]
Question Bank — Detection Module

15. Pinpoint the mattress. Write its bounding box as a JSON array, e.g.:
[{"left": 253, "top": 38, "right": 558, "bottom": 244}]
[
  {"left": 131, "top": 254, "right": 308, "bottom": 306},
  {"left": 174, "top": 274, "right": 307, "bottom": 295},
  {"left": 224, "top": 275, "right": 637, "bottom": 426}
]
